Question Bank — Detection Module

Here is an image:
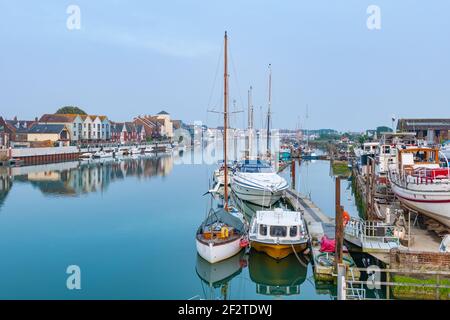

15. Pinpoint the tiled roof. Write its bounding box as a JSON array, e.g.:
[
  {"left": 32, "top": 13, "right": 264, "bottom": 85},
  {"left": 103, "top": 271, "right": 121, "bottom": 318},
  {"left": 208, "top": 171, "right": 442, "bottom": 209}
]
[
  {"left": 5, "top": 119, "right": 36, "bottom": 133},
  {"left": 157, "top": 110, "right": 169, "bottom": 115},
  {"left": 39, "top": 114, "right": 80, "bottom": 123},
  {"left": 28, "top": 124, "right": 66, "bottom": 134}
]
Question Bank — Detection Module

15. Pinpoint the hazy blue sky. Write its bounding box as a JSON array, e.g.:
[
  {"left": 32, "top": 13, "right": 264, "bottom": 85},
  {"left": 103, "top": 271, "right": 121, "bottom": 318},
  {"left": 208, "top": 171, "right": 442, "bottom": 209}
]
[{"left": 1, "top": 1, "right": 449, "bottom": 131}]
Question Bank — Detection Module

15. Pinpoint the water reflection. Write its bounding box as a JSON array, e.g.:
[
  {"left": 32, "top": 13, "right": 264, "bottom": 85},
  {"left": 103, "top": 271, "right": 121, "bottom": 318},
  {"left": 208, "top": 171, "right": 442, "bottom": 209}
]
[
  {"left": 195, "top": 252, "right": 246, "bottom": 300},
  {"left": 5, "top": 155, "right": 174, "bottom": 198},
  {"left": 0, "top": 168, "right": 12, "bottom": 211},
  {"left": 248, "top": 250, "right": 307, "bottom": 297}
]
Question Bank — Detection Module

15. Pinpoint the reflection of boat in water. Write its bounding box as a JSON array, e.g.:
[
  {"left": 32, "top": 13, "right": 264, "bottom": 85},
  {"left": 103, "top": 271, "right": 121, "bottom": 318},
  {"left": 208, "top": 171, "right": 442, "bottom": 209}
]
[
  {"left": 248, "top": 250, "right": 307, "bottom": 296},
  {"left": 249, "top": 208, "right": 308, "bottom": 260},
  {"left": 195, "top": 251, "right": 245, "bottom": 289}
]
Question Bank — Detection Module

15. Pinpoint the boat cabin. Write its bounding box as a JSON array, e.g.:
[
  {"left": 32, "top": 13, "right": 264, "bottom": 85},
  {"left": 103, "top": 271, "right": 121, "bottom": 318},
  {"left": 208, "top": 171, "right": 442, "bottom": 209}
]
[
  {"left": 395, "top": 146, "right": 450, "bottom": 180},
  {"left": 250, "top": 209, "right": 307, "bottom": 244},
  {"left": 378, "top": 132, "right": 417, "bottom": 175},
  {"left": 237, "top": 160, "right": 274, "bottom": 173}
]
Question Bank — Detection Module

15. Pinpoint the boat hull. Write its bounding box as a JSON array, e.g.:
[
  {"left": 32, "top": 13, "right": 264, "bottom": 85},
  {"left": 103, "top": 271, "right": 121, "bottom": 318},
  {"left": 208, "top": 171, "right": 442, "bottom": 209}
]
[
  {"left": 196, "top": 238, "right": 243, "bottom": 264},
  {"left": 251, "top": 241, "right": 307, "bottom": 260},
  {"left": 231, "top": 182, "right": 284, "bottom": 207},
  {"left": 390, "top": 182, "right": 450, "bottom": 227}
]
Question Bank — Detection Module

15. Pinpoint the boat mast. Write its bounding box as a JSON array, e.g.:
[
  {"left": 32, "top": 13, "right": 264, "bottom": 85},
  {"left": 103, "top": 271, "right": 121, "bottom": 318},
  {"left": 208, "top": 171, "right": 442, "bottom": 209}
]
[
  {"left": 223, "top": 31, "right": 229, "bottom": 211},
  {"left": 247, "top": 86, "right": 254, "bottom": 158},
  {"left": 266, "top": 64, "right": 272, "bottom": 158}
]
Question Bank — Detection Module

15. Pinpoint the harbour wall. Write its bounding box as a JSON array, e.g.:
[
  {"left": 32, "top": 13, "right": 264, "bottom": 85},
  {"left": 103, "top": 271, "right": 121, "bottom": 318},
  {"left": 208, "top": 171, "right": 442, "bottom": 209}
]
[
  {"left": 390, "top": 249, "right": 450, "bottom": 271},
  {"left": 11, "top": 147, "right": 79, "bottom": 165}
]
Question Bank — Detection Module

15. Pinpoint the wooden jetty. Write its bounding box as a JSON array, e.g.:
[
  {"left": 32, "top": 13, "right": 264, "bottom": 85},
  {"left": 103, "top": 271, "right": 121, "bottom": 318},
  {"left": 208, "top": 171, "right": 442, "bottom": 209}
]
[{"left": 284, "top": 188, "right": 360, "bottom": 282}]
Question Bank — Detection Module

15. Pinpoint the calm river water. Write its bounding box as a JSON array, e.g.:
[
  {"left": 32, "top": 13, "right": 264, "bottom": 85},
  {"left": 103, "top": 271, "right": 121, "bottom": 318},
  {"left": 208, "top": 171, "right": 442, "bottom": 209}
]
[{"left": 0, "top": 147, "right": 374, "bottom": 299}]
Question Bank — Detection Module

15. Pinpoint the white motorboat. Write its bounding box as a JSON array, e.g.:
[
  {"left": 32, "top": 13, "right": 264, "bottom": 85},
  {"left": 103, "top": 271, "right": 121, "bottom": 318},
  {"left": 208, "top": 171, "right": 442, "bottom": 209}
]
[
  {"left": 231, "top": 160, "right": 288, "bottom": 207},
  {"left": 93, "top": 150, "right": 113, "bottom": 159},
  {"left": 79, "top": 152, "right": 93, "bottom": 160},
  {"left": 249, "top": 208, "right": 308, "bottom": 260},
  {"left": 389, "top": 146, "right": 450, "bottom": 227},
  {"left": 196, "top": 208, "right": 247, "bottom": 264},
  {"left": 144, "top": 145, "right": 154, "bottom": 153},
  {"left": 130, "top": 146, "right": 143, "bottom": 155}
]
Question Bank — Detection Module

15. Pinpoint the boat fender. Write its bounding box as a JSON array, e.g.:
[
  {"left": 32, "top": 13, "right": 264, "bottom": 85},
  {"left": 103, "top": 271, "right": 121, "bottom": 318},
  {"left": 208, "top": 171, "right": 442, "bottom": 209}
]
[
  {"left": 239, "top": 238, "right": 249, "bottom": 248},
  {"left": 343, "top": 210, "right": 350, "bottom": 226}
]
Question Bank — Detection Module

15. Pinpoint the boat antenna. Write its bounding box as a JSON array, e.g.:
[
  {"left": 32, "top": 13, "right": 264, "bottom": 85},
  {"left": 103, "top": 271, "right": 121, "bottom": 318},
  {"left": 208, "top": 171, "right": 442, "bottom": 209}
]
[{"left": 223, "top": 31, "right": 229, "bottom": 211}]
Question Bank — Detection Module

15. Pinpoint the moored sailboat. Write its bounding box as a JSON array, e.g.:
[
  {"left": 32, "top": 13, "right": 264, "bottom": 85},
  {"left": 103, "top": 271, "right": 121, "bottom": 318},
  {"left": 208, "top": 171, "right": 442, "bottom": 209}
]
[{"left": 196, "top": 32, "right": 247, "bottom": 264}]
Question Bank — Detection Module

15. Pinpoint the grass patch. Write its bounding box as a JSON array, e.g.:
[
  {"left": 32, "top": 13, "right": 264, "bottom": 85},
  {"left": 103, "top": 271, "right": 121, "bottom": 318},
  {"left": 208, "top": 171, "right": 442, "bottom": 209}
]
[
  {"left": 392, "top": 274, "right": 450, "bottom": 300},
  {"left": 332, "top": 161, "right": 350, "bottom": 177}
]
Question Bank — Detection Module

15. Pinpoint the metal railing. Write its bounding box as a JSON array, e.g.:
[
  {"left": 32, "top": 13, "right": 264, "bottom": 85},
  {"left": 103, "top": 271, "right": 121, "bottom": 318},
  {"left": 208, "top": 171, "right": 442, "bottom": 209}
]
[
  {"left": 345, "top": 218, "right": 400, "bottom": 246},
  {"left": 344, "top": 267, "right": 450, "bottom": 300}
]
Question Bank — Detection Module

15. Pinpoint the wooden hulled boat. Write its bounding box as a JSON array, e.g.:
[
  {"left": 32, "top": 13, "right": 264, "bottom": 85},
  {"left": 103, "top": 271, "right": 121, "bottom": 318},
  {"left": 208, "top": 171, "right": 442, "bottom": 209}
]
[{"left": 196, "top": 208, "right": 246, "bottom": 263}]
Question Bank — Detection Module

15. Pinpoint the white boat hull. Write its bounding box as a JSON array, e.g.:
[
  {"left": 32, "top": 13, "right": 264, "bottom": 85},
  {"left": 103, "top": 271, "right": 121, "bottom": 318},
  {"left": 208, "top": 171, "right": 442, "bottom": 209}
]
[
  {"left": 196, "top": 238, "right": 243, "bottom": 264},
  {"left": 231, "top": 182, "right": 284, "bottom": 207},
  {"left": 390, "top": 182, "right": 450, "bottom": 227}
]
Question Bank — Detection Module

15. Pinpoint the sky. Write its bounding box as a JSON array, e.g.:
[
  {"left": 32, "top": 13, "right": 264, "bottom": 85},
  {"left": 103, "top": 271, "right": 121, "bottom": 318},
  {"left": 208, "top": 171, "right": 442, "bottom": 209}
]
[{"left": 0, "top": 0, "right": 449, "bottom": 131}]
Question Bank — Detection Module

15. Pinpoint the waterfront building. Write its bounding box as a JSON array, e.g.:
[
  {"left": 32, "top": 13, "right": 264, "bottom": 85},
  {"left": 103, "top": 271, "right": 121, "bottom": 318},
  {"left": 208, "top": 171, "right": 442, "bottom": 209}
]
[
  {"left": 39, "top": 114, "right": 83, "bottom": 142},
  {"left": 100, "top": 116, "right": 111, "bottom": 140},
  {"left": 27, "top": 124, "right": 71, "bottom": 146},
  {"left": 133, "top": 116, "right": 158, "bottom": 139},
  {"left": 4, "top": 117, "right": 38, "bottom": 147},
  {"left": 397, "top": 118, "right": 450, "bottom": 144},
  {"left": 155, "top": 110, "right": 173, "bottom": 138},
  {"left": 0, "top": 117, "right": 12, "bottom": 148},
  {"left": 111, "top": 122, "right": 138, "bottom": 144}
]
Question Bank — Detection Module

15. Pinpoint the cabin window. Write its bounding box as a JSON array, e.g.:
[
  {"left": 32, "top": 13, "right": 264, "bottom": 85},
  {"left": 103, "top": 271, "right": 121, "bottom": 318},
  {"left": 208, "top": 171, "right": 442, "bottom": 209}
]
[
  {"left": 259, "top": 224, "right": 267, "bottom": 236},
  {"left": 270, "top": 226, "right": 287, "bottom": 237},
  {"left": 289, "top": 226, "right": 298, "bottom": 237}
]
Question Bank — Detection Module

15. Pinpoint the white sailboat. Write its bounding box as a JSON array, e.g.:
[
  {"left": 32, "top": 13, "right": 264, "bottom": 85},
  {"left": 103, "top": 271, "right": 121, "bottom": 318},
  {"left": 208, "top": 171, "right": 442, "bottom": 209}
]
[{"left": 196, "top": 32, "right": 247, "bottom": 264}]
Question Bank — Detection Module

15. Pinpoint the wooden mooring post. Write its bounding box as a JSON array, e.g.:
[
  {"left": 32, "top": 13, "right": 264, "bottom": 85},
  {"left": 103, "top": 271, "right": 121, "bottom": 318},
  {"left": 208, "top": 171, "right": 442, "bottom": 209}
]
[
  {"left": 335, "top": 176, "right": 344, "bottom": 270},
  {"left": 290, "top": 159, "right": 296, "bottom": 190},
  {"left": 337, "top": 263, "right": 347, "bottom": 300}
]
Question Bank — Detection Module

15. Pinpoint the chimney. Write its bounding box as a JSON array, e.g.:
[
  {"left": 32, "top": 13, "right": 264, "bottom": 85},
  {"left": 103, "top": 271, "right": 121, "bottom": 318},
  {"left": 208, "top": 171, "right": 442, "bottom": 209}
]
[{"left": 13, "top": 116, "right": 17, "bottom": 121}]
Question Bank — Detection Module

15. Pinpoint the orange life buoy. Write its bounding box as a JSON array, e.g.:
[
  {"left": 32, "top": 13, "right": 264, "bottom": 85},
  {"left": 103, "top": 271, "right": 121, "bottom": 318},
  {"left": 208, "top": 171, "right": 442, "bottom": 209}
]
[{"left": 343, "top": 210, "right": 350, "bottom": 226}]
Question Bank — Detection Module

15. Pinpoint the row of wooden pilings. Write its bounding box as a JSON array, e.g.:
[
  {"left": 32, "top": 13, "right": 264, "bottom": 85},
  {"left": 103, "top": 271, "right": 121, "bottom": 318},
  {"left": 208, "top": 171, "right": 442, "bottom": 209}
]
[{"left": 15, "top": 152, "right": 80, "bottom": 165}]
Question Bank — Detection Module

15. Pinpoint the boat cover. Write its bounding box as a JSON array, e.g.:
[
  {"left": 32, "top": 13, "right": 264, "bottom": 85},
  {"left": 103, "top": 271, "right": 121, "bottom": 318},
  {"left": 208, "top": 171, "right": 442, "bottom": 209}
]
[
  {"left": 320, "top": 235, "right": 336, "bottom": 253},
  {"left": 202, "top": 209, "right": 245, "bottom": 233}
]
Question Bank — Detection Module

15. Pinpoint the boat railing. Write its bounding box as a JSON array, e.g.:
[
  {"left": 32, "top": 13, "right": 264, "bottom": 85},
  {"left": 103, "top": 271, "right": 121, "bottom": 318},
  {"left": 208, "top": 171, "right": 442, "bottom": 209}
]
[
  {"left": 393, "top": 168, "right": 450, "bottom": 187},
  {"left": 345, "top": 218, "right": 400, "bottom": 246}
]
